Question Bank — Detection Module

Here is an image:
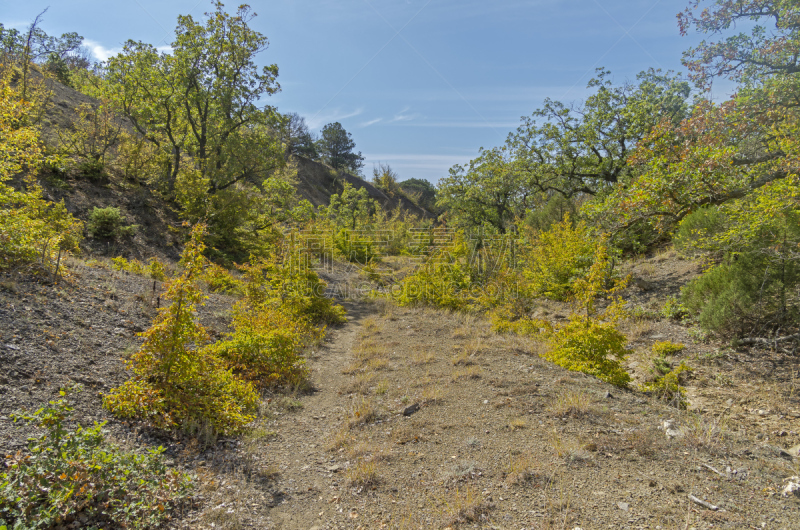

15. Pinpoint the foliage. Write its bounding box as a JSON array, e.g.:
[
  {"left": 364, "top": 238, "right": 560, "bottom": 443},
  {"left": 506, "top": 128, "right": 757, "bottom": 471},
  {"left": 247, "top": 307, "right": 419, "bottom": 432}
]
[
  {"left": 326, "top": 182, "right": 378, "bottom": 231},
  {"left": 541, "top": 246, "right": 632, "bottom": 387},
  {"left": 544, "top": 317, "right": 632, "bottom": 387},
  {"left": 58, "top": 102, "right": 123, "bottom": 176},
  {"left": 317, "top": 122, "right": 364, "bottom": 174},
  {"left": 87, "top": 206, "right": 135, "bottom": 239},
  {"left": 0, "top": 391, "right": 191, "bottom": 530},
  {"left": 681, "top": 249, "right": 800, "bottom": 337},
  {"left": 202, "top": 262, "right": 242, "bottom": 293},
  {"left": 93, "top": 2, "right": 283, "bottom": 194},
  {"left": 519, "top": 216, "right": 602, "bottom": 301},
  {"left": 0, "top": 66, "right": 83, "bottom": 273},
  {"left": 371, "top": 163, "right": 403, "bottom": 198},
  {"left": 398, "top": 177, "right": 437, "bottom": 213},
  {"left": 391, "top": 234, "right": 474, "bottom": 311},
  {"left": 238, "top": 245, "right": 347, "bottom": 326},
  {"left": 104, "top": 225, "right": 258, "bottom": 435},
  {"left": 437, "top": 146, "right": 526, "bottom": 233},
  {"left": 660, "top": 296, "right": 689, "bottom": 320},
  {"left": 110, "top": 256, "right": 168, "bottom": 281},
  {"left": 510, "top": 68, "right": 690, "bottom": 201},
  {"left": 641, "top": 362, "right": 691, "bottom": 409},
  {"left": 651, "top": 341, "right": 686, "bottom": 357},
  {"left": 282, "top": 112, "right": 318, "bottom": 159}
]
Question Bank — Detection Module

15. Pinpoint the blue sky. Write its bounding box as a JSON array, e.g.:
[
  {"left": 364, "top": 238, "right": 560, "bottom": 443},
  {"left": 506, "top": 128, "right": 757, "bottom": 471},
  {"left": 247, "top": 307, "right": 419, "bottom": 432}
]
[{"left": 5, "top": 0, "right": 722, "bottom": 183}]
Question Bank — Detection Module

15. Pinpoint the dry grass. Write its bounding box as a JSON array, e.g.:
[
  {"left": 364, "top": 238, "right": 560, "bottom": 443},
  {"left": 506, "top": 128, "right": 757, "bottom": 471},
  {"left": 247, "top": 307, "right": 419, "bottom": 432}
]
[
  {"left": 621, "top": 318, "right": 660, "bottom": 341},
  {"left": 348, "top": 397, "right": 380, "bottom": 429},
  {"left": 547, "top": 428, "right": 584, "bottom": 460},
  {"left": 451, "top": 348, "right": 476, "bottom": 366},
  {"left": 422, "top": 385, "right": 443, "bottom": 404},
  {"left": 411, "top": 349, "right": 436, "bottom": 365},
  {"left": 342, "top": 372, "right": 376, "bottom": 395},
  {"left": 451, "top": 365, "right": 482, "bottom": 381},
  {"left": 346, "top": 458, "right": 380, "bottom": 486},
  {"left": 503, "top": 452, "right": 536, "bottom": 485},
  {"left": 681, "top": 412, "right": 730, "bottom": 453},
  {"left": 375, "top": 378, "right": 389, "bottom": 395},
  {"left": 548, "top": 390, "right": 593, "bottom": 418},
  {"left": 327, "top": 425, "right": 354, "bottom": 451},
  {"left": 367, "top": 357, "right": 390, "bottom": 371},
  {"left": 507, "top": 417, "right": 527, "bottom": 431},
  {"left": 439, "top": 486, "right": 492, "bottom": 527}
]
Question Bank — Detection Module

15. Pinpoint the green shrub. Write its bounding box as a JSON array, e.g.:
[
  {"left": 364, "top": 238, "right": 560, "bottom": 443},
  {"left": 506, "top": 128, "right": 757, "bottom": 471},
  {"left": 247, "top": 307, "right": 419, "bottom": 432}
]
[
  {"left": 77, "top": 158, "right": 105, "bottom": 180},
  {"left": 104, "top": 225, "right": 259, "bottom": 435},
  {"left": 681, "top": 251, "right": 800, "bottom": 337},
  {"left": 651, "top": 341, "right": 685, "bottom": 356},
  {"left": 88, "top": 207, "right": 135, "bottom": 239},
  {"left": 641, "top": 362, "right": 691, "bottom": 409},
  {"left": 660, "top": 296, "right": 688, "bottom": 320},
  {"left": 673, "top": 206, "right": 728, "bottom": 256},
  {"left": 1, "top": 391, "right": 191, "bottom": 530},
  {"left": 520, "top": 216, "right": 602, "bottom": 301},
  {"left": 111, "top": 256, "right": 168, "bottom": 281}
]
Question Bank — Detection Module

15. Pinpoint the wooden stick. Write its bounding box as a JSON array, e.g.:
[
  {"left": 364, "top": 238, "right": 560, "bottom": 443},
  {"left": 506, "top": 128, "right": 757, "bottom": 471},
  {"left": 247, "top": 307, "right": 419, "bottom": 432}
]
[{"left": 688, "top": 494, "right": 718, "bottom": 511}]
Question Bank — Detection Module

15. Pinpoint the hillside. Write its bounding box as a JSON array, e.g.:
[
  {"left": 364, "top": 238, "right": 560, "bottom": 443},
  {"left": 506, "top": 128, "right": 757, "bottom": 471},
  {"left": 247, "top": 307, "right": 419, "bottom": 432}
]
[{"left": 31, "top": 72, "right": 430, "bottom": 255}]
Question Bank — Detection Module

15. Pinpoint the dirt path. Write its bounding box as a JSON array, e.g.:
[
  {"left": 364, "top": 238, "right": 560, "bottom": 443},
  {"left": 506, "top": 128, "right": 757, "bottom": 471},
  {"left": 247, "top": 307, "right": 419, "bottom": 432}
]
[{"left": 263, "top": 301, "right": 377, "bottom": 530}]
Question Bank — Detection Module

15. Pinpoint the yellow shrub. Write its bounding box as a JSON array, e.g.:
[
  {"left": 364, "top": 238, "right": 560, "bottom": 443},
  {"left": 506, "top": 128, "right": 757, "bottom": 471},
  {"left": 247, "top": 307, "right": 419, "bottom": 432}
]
[
  {"left": 520, "top": 215, "right": 600, "bottom": 301},
  {"left": 0, "top": 69, "right": 82, "bottom": 273},
  {"left": 111, "top": 256, "right": 168, "bottom": 280},
  {"left": 202, "top": 262, "right": 242, "bottom": 293},
  {"left": 543, "top": 316, "right": 632, "bottom": 387},
  {"left": 206, "top": 304, "right": 317, "bottom": 389},
  {"left": 640, "top": 362, "right": 691, "bottom": 409},
  {"left": 652, "top": 341, "right": 685, "bottom": 356},
  {"left": 103, "top": 225, "right": 257, "bottom": 435},
  {"left": 391, "top": 235, "right": 473, "bottom": 310}
]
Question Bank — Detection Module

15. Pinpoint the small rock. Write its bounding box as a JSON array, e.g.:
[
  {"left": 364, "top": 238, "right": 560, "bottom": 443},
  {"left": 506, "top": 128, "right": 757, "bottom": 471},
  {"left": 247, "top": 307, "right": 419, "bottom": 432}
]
[
  {"left": 757, "top": 409, "right": 769, "bottom": 416},
  {"left": 326, "top": 464, "right": 341, "bottom": 473},
  {"left": 782, "top": 478, "right": 800, "bottom": 498},
  {"left": 617, "top": 502, "right": 629, "bottom": 512},
  {"left": 787, "top": 445, "right": 800, "bottom": 457},
  {"left": 4, "top": 344, "right": 19, "bottom": 351},
  {"left": 403, "top": 403, "right": 421, "bottom": 417},
  {"left": 602, "top": 391, "right": 613, "bottom": 399},
  {"left": 661, "top": 419, "right": 683, "bottom": 439},
  {"left": 585, "top": 443, "right": 598, "bottom": 452}
]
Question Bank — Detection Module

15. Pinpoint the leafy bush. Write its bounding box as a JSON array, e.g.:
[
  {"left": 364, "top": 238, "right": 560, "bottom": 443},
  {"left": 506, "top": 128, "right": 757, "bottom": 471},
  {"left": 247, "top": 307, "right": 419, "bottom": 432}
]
[
  {"left": 206, "top": 305, "right": 316, "bottom": 390},
  {"left": 681, "top": 251, "right": 800, "bottom": 337},
  {"left": 641, "top": 362, "right": 691, "bottom": 409},
  {"left": 0, "top": 69, "right": 83, "bottom": 273},
  {"left": 104, "top": 225, "right": 258, "bottom": 435},
  {"left": 202, "top": 262, "right": 243, "bottom": 294},
  {"left": 0, "top": 391, "right": 191, "bottom": 530},
  {"left": 111, "top": 256, "right": 168, "bottom": 281},
  {"left": 660, "top": 296, "right": 688, "bottom": 320},
  {"left": 237, "top": 251, "right": 346, "bottom": 326},
  {"left": 651, "top": 341, "right": 685, "bottom": 357},
  {"left": 88, "top": 206, "right": 135, "bottom": 239},
  {"left": 391, "top": 235, "right": 473, "bottom": 311},
  {"left": 673, "top": 206, "right": 728, "bottom": 256},
  {"left": 519, "top": 216, "right": 602, "bottom": 301},
  {"left": 544, "top": 317, "right": 632, "bottom": 387}
]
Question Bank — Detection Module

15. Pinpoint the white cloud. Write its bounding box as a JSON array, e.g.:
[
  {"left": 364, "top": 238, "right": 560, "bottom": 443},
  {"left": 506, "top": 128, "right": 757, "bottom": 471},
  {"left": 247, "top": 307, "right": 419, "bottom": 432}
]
[
  {"left": 83, "top": 40, "right": 172, "bottom": 62},
  {"left": 84, "top": 40, "right": 122, "bottom": 62},
  {"left": 389, "top": 106, "right": 420, "bottom": 123},
  {"left": 360, "top": 118, "right": 382, "bottom": 127},
  {"left": 305, "top": 107, "right": 364, "bottom": 130}
]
